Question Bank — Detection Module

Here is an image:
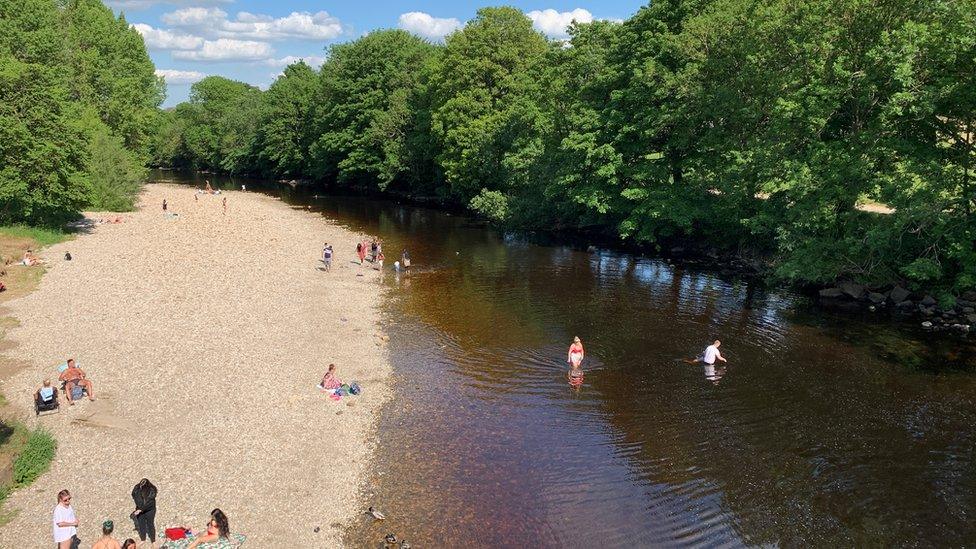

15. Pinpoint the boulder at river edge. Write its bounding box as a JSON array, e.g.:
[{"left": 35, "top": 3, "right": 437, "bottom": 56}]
[
  {"left": 819, "top": 287, "right": 846, "bottom": 299},
  {"left": 889, "top": 286, "right": 911, "bottom": 304},
  {"left": 868, "top": 292, "right": 887, "bottom": 304},
  {"left": 838, "top": 281, "right": 866, "bottom": 299}
]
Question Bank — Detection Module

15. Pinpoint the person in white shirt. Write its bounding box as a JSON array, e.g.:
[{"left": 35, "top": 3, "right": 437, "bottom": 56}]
[
  {"left": 701, "top": 340, "right": 726, "bottom": 365},
  {"left": 53, "top": 489, "right": 79, "bottom": 548}
]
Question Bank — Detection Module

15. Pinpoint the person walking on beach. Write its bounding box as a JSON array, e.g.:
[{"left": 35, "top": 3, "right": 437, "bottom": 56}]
[
  {"left": 222, "top": 197, "right": 227, "bottom": 215},
  {"left": 162, "top": 199, "right": 167, "bottom": 212},
  {"left": 92, "top": 520, "right": 121, "bottom": 549},
  {"left": 357, "top": 242, "right": 366, "bottom": 265},
  {"left": 323, "top": 243, "right": 333, "bottom": 272},
  {"left": 52, "top": 489, "right": 79, "bottom": 549},
  {"left": 130, "top": 478, "right": 157, "bottom": 547}
]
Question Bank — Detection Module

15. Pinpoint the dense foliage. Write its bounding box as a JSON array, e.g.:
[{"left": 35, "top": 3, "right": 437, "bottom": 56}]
[
  {"left": 0, "top": 0, "right": 161, "bottom": 225},
  {"left": 152, "top": 2, "right": 974, "bottom": 294}
]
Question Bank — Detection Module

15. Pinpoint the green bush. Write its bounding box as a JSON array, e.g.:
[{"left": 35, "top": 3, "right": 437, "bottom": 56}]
[
  {"left": 468, "top": 188, "right": 510, "bottom": 222},
  {"left": 12, "top": 428, "right": 56, "bottom": 487}
]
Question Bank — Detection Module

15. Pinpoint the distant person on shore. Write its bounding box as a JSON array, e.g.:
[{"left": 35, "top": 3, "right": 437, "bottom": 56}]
[
  {"left": 222, "top": 197, "right": 227, "bottom": 215},
  {"left": 241, "top": 184, "right": 246, "bottom": 192},
  {"left": 357, "top": 242, "right": 366, "bottom": 265},
  {"left": 319, "top": 363, "right": 342, "bottom": 391},
  {"left": 205, "top": 180, "right": 213, "bottom": 194},
  {"left": 377, "top": 251, "right": 385, "bottom": 270},
  {"left": 58, "top": 358, "right": 95, "bottom": 404},
  {"left": 22, "top": 250, "right": 40, "bottom": 266},
  {"left": 162, "top": 199, "right": 167, "bottom": 212},
  {"left": 322, "top": 243, "right": 333, "bottom": 271},
  {"left": 401, "top": 250, "right": 411, "bottom": 269},
  {"left": 370, "top": 239, "right": 378, "bottom": 262},
  {"left": 92, "top": 520, "right": 121, "bottom": 549},
  {"left": 187, "top": 508, "right": 230, "bottom": 548},
  {"left": 130, "top": 478, "right": 157, "bottom": 547},
  {"left": 52, "top": 489, "right": 79, "bottom": 549}
]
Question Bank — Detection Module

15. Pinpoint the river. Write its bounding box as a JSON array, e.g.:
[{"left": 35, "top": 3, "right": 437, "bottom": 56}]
[{"left": 154, "top": 172, "right": 976, "bottom": 547}]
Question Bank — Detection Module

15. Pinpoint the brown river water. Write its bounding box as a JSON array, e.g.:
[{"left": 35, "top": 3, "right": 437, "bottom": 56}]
[{"left": 157, "top": 173, "right": 976, "bottom": 547}]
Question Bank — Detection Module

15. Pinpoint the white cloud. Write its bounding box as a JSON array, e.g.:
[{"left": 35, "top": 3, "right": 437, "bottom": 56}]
[
  {"left": 172, "top": 39, "right": 274, "bottom": 61},
  {"left": 398, "top": 12, "right": 463, "bottom": 40},
  {"left": 264, "top": 55, "right": 327, "bottom": 68},
  {"left": 526, "top": 8, "right": 594, "bottom": 38},
  {"left": 155, "top": 69, "right": 207, "bottom": 84},
  {"left": 132, "top": 23, "right": 203, "bottom": 50},
  {"left": 162, "top": 8, "right": 345, "bottom": 41}
]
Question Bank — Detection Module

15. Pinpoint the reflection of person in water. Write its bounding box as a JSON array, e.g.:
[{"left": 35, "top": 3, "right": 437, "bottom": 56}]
[{"left": 703, "top": 363, "right": 726, "bottom": 385}]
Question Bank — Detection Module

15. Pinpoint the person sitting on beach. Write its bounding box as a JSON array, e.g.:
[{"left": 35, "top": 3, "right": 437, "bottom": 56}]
[
  {"left": 92, "top": 520, "right": 121, "bottom": 549},
  {"left": 205, "top": 180, "right": 214, "bottom": 194},
  {"left": 35, "top": 379, "right": 57, "bottom": 406},
  {"left": 187, "top": 508, "right": 230, "bottom": 549},
  {"left": 319, "top": 363, "right": 342, "bottom": 391},
  {"left": 121, "top": 539, "right": 137, "bottom": 549},
  {"left": 58, "top": 359, "right": 95, "bottom": 404}
]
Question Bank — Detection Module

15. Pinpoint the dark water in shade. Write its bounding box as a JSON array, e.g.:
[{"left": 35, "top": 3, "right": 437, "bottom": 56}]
[{"left": 154, "top": 173, "right": 976, "bottom": 547}]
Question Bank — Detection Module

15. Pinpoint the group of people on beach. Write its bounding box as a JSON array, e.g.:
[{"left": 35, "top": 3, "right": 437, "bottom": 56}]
[
  {"left": 325, "top": 238, "right": 411, "bottom": 273},
  {"left": 52, "top": 480, "right": 233, "bottom": 548}
]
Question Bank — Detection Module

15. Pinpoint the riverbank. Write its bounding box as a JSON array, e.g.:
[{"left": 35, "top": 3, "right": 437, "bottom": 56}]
[{"left": 0, "top": 184, "right": 391, "bottom": 546}]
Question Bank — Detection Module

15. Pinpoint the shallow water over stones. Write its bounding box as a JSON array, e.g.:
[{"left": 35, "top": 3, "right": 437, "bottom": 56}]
[{"left": 159, "top": 172, "right": 976, "bottom": 547}]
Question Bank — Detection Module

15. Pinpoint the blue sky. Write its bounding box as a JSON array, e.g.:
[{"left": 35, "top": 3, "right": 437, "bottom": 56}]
[{"left": 111, "top": 0, "right": 648, "bottom": 107}]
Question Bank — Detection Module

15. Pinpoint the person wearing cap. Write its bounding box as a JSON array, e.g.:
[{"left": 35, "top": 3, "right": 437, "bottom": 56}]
[{"left": 92, "top": 519, "right": 121, "bottom": 549}]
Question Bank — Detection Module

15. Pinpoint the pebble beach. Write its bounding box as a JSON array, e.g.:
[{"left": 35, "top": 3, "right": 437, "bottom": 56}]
[{"left": 0, "top": 183, "right": 391, "bottom": 546}]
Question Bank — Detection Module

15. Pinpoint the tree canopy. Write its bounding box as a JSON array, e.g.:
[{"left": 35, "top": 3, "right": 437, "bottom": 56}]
[
  {"left": 0, "top": 0, "right": 161, "bottom": 225},
  {"left": 148, "top": 1, "right": 976, "bottom": 295}
]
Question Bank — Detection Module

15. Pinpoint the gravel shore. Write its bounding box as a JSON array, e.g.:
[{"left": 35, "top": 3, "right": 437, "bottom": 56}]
[{"left": 0, "top": 184, "right": 391, "bottom": 547}]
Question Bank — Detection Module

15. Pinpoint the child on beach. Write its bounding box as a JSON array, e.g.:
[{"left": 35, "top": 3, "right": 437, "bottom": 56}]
[
  {"left": 323, "top": 243, "right": 333, "bottom": 272},
  {"left": 377, "top": 251, "right": 385, "bottom": 270}
]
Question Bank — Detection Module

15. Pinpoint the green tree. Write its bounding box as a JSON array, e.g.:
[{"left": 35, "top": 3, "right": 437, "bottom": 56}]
[
  {"left": 428, "top": 7, "right": 549, "bottom": 206},
  {"left": 256, "top": 61, "right": 318, "bottom": 177},
  {"left": 311, "top": 30, "right": 436, "bottom": 189}
]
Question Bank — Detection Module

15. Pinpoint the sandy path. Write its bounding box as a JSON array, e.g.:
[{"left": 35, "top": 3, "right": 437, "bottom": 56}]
[{"left": 0, "top": 184, "right": 391, "bottom": 546}]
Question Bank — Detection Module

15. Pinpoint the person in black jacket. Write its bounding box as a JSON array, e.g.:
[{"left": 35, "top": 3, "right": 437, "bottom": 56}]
[{"left": 130, "top": 478, "right": 157, "bottom": 547}]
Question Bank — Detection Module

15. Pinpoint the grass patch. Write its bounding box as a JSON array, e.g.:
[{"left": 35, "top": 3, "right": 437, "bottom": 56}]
[
  {"left": 12, "top": 428, "right": 56, "bottom": 486},
  {"left": 0, "top": 225, "right": 71, "bottom": 248},
  {"left": 0, "top": 224, "right": 72, "bottom": 303},
  {"left": 0, "top": 424, "right": 56, "bottom": 526}
]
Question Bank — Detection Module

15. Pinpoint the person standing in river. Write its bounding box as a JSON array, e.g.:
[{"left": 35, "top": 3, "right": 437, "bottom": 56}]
[
  {"left": 130, "top": 478, "right": 157, "bottom": 547},
  {"left": 567, "top": 337, "right": 585, "bottom": 368},
  {"left": 700, "top": 340, "right": 726, "bottom": 366},
  {"left": 401, "top": 249, "right": 411, "bottom": 269}
]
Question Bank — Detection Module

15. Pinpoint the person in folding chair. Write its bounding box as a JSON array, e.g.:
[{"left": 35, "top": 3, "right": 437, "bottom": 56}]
[
  {"left": 34, "top": 379, "right": 59, "bottom": 415},
  {"left": 58, "top": 359, "right": 95, "bottom": 405}
]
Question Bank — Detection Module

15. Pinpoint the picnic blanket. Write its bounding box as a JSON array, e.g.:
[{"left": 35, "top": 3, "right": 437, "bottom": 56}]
[{"left": 159, "top": 531, "right": 246, "bottom": 548}]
